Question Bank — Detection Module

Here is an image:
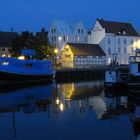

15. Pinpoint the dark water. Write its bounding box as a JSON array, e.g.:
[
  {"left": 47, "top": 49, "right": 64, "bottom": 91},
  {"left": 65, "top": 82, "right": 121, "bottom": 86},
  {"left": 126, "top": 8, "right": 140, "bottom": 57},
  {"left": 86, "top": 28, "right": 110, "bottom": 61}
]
[{"left": 0, "top": 80, "right": 139, "bottom": 140}]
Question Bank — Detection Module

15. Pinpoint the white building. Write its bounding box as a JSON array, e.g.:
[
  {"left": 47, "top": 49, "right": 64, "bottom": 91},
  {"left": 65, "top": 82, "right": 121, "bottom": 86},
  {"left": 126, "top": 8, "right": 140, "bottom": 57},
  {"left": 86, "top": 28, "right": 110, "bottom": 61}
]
[
  {"left": 89, "top": 19, "right": 140, "bottom": 65},
  {"left": 48, "top": 20, "right": 88, "bottom": 54}
]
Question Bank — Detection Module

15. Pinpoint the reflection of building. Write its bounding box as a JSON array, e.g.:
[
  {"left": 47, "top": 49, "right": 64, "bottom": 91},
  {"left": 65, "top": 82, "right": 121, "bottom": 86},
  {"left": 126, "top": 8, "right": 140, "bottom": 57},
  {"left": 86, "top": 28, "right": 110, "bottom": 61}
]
[
  {"left": 61, "top": 43, "right": 106, "bottom": 68},
  {"left": 48, "top": 20, "right": 88, "bottom": 54},
  {"left": 101, "top": 96, "right": 129, "bottom": 120},
  {"left": 52, "top": 81, "right": 105, "bottom": 120},
  {"left": 88, "top": 19, "right": 140, "bottom": 65}
]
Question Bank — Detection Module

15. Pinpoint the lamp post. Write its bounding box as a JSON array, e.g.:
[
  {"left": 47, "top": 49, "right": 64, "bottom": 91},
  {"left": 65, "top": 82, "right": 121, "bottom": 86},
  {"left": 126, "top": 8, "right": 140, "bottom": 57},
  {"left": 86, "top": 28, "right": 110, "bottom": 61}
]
[{"left": 54, "top": 48, "right": 58, "bottom": 66}]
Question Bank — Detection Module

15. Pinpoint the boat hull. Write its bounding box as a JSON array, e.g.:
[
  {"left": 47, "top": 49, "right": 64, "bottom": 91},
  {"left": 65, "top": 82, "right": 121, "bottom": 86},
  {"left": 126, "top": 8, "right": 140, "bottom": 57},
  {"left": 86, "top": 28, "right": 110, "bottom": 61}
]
[{"left": 0, "top": 71, "right": 54, "bottom": 86}]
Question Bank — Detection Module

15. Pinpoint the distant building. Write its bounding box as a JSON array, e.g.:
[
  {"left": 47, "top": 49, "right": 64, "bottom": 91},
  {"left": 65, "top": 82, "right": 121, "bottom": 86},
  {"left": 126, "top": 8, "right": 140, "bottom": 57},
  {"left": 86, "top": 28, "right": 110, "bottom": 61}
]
[
  {"left": 48, "top": 20, "right": 88, "bottom": 54},
  {"left": 89, "top": 19, "right": 140, "bottom": 65},
  {"left": 61, "top": 43, "right": 106, "bottom": 68},
  {"left": 0, "top": 31, "right": 18, "bottom": 57}
]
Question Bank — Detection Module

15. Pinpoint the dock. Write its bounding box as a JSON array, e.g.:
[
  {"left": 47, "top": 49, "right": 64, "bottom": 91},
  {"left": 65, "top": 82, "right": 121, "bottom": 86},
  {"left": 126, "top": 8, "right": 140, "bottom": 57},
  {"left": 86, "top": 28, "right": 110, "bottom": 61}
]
[{"left": 54, "top": 65, "right": 128, "bottom": 81}]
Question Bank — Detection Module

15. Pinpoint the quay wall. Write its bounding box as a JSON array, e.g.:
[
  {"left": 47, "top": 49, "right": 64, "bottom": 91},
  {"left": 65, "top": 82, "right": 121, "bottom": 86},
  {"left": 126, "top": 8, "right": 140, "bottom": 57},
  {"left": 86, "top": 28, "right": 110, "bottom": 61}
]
[{"left": 54, "top": 65, "right": 128, "bottom": 82}]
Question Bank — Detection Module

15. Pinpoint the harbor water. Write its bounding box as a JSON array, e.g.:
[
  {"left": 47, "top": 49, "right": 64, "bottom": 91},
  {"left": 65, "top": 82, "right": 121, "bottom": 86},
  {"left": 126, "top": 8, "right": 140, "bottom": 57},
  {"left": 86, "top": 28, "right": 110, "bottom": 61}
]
[{"left": 0, "top": 79, "right": 139, "bottom": 140}]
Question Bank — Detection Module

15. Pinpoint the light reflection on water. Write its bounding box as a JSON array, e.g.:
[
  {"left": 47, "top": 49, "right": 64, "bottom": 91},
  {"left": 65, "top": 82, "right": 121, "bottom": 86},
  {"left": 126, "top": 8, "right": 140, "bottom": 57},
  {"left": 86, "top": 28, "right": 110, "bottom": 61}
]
[{"left": 0, "top": 80, "right": 138, "bottom": 140}]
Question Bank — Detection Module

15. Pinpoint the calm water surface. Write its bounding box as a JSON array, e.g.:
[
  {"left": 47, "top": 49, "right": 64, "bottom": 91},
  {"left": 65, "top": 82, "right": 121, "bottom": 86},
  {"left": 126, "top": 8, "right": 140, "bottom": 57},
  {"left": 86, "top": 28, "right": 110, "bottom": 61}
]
[{"left": 0, "top": 80, "right": 139, "bottom": 140}]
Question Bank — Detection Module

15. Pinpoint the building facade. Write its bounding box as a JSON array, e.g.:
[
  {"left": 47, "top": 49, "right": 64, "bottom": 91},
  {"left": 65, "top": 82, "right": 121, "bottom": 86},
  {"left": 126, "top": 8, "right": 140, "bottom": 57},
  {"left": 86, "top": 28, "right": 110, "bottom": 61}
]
[
  {"left": 0, "top": 32, "right": 18, "bottom": 57},
  {"left": 61, "top": 43, "right": 106, "bottom": 68},
  {"left": 48, "top": 20, "right": 88, "bottom": 55},
  {"left": 88, "top": 19, "right": 140, "bottom": 65}
]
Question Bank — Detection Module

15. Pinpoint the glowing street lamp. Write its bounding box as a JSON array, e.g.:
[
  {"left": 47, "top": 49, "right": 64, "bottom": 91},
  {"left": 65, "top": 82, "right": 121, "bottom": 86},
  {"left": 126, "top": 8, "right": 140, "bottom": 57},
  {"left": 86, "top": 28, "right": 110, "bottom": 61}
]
[{"left": 54, "top": 48, "right": 59, "bottom": 66}]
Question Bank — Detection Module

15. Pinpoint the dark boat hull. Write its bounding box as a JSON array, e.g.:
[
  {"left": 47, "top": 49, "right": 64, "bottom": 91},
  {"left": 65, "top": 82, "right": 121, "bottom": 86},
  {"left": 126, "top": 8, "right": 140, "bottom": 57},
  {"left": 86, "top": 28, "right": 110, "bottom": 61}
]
[{"left": 0, "top": 71, "right": 54, "bottom": 86}]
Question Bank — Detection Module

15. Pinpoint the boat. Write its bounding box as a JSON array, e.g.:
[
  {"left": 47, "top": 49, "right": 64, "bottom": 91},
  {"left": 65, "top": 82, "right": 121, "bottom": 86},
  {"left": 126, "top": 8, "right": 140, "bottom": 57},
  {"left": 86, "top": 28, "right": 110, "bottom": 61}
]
[
  {"left": 127, "top": 49, "right": 140, "bottom": 92},
  {"left": 104, "top": 54, "right": 127, "bottom": 92},
  {"left": 0, "top": 50, "right": 55, "bottom": 85}
]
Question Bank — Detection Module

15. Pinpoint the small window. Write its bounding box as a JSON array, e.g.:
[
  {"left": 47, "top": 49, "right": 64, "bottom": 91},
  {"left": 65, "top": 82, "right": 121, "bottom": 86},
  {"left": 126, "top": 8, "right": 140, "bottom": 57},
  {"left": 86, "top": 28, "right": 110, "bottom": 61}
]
[
  {"left": 51, "top": 29, "right": 53, "bottom": 33},
  {"left": 63, "top": 36, "right": 66, "bottom": 42},
  {"left": 108, "top": 47, "right": 111, "bottom": 55},
  {"left": 78, "top": 29, "right": 80, "bottom": 33},
  {"left": 118, "top": 38, "right": 120, "bottom": 44},
  {"left": 131, "top": 39, "right": 133, "bottom": 45},
  {"left": 108, "top": 38, "right": 111, "bottom": 44},
  {"left": 2, "top": 48, "right": 5, "bottom": 51},
  {"left": 54, "top": 28, "right": 56, "bottom": 33},
  {"left": 124, "top": 39, "right": 126, "bottom": 45},
  {"left": 118, "top": 47, "right": 121, "bottom": 53},
  {"left": 124, "top": 47, "right": 127, "bottom": 53},
  {"left": 81, "top": 29, "right": 84, "bottom": 34}
]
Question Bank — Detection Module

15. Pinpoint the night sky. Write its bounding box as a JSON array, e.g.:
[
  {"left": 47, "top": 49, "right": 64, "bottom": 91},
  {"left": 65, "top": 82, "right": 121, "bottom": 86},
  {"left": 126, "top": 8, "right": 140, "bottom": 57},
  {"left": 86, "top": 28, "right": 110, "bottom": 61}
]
[{"left": 0, "top": 0, "right": 140, "bottom": 33}]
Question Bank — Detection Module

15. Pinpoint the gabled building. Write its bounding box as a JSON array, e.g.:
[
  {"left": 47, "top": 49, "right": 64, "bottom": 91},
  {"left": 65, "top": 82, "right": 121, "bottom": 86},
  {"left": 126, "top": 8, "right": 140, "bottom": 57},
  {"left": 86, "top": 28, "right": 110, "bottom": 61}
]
[
  {"left": 0, "top": 31, "right": 18, "bottom": 57},
  {"left": 89, "top": 19, "right": 140, "bottom": 65},
  {"left": 61, "top": 43, "right": 106, "bottom": 68},
  {"left": 48, "top": 20, "right": 88, "bottom": 54}
]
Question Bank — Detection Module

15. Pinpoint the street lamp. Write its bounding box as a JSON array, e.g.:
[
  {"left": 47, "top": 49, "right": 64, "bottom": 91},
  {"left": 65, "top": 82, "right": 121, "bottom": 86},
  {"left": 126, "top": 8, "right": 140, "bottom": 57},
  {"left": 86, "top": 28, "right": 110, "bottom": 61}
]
[{"left": 54, "top": 48, "right": 58, "bottom": 66}]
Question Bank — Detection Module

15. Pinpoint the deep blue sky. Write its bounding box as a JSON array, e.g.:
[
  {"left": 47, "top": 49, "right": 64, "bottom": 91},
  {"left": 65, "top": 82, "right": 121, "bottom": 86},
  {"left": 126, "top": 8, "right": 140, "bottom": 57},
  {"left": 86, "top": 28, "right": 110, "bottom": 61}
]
[{"left": 0, "top": 0, "right": 140, "bottom": 33}]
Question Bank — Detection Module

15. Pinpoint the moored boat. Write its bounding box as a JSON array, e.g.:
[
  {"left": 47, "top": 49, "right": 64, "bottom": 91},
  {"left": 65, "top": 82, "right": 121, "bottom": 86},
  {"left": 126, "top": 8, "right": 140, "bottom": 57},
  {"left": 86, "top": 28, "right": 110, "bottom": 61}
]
[
  {"left": 0, "top": 50, "right": 55, "bottom": 85},
  {"left": 127, "top": 49, "right": 140, "bottom": 92}
]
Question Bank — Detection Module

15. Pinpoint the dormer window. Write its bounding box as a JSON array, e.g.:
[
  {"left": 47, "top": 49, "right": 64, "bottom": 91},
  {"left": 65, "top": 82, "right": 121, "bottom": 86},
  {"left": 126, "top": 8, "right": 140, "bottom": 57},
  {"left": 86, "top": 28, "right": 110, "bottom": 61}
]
[
  {"left": 123, "top": 30, "right": 126, "bottom": 35},
  {"left": 119, "top": 28, "right": 127, "bottom": 35}
]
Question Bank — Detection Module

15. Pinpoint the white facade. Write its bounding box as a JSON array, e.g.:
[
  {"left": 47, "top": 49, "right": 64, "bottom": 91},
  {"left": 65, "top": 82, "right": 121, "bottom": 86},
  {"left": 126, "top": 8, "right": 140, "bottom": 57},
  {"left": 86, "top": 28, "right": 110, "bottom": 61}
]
[
  {"left": 89, "top": 19, "right": 140, "bottom": 65},
  {"left": 48, "top": 20, "right": 88, "bottom": 54}
]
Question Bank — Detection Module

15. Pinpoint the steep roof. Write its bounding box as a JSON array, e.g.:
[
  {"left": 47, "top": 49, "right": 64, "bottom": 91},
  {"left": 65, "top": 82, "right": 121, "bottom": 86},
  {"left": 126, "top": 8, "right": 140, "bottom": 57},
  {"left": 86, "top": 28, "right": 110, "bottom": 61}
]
[
  {"left": 52, "top": 20, "right": 72, "bottom": 35},
  {"left": 67, "top": 43, "right": 106, "bottom": 56},
  {"left": 0, "top": 32, "right": 18, "bottom": 47},
  {"left": 97, "top": 19, "right": 139, "bottom": 36}
]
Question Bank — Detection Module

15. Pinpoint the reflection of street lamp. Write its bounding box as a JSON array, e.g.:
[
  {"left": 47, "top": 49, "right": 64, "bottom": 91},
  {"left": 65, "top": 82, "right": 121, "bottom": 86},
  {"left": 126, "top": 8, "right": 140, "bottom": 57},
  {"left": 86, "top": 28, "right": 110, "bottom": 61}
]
[{"left": 54, "top": 48, "right": 58, "bottom": 66}]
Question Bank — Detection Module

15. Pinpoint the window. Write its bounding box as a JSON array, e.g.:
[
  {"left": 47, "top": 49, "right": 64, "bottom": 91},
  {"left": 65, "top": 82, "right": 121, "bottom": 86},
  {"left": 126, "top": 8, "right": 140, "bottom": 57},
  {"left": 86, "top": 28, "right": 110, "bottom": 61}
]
[
  {"left": 63, "top": 36, "right": 66, "bottom": 42},
  {"left": 81, "top": 29, "right": 83, "bottom": 34},
  {"left": 131, "top": 39, "right": 133, "bottom": 45},
  {"left": 51, "top": 37, "right": 53, "bottom": 42},
  {"left": 51, "top": 29, "right": 53, "bottom": 33},
  {"left": 78, "top": 36, "right": 80, "bottom": 42},
  {"left": 124, "top": 47, "right": 127, "bottom": 54},
  {"left": 118, "top": 47, "right": 121, "bottom": 53},
  {"left": 85, "top": 37, "right": 88, "bottom": 42},
  {"left": 108, "top": 47, "right": 111, "bottom": 55},
  {"left": 2, "top": 48, "right": 5, "bottom": 51},
  {"left": 54, "top": 28, "right": 56, "bottom": 33},
  {"left": 124, "top": 39, "right": 126, "bottom": 45},
  {"left": 78, "top": 29, "right": 80, "bottom": 33},
  {"left": 54, "top": 36, "right": 56, "bottom": 42},
  {"left": 108, "top": 38, "right": 111, "bottom": 44},
  {"left": 118, "top": 38, "right": 120, "bottom": 44}
]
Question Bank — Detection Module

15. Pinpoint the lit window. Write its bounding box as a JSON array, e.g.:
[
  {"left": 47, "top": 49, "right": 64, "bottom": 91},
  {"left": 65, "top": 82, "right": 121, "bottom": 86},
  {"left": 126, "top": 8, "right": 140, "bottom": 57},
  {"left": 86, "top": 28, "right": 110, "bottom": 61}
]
[{"left": 78, "top": 36, "right": 80, "bottom": 42}]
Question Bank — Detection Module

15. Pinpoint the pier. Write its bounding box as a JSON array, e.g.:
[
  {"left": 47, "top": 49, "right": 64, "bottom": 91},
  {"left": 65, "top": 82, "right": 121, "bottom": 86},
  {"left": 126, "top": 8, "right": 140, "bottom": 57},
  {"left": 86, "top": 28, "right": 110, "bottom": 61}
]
[{"left": 54, "top": 65, "right": 128, "bottom": 81}]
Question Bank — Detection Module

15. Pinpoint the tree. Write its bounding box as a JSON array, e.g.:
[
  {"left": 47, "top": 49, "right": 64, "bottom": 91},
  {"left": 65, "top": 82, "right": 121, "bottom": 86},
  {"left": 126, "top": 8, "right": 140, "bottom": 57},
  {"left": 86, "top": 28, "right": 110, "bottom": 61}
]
[{"left": 12, "top": 28, "right": 53, "bottom": 59}]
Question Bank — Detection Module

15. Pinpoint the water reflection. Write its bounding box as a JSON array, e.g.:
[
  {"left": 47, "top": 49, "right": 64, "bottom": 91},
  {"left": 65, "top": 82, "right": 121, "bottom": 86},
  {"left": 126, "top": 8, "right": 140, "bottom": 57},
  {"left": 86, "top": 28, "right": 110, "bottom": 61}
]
[{"left": 0, "top": 80, "right": 139, "bottom": 140}]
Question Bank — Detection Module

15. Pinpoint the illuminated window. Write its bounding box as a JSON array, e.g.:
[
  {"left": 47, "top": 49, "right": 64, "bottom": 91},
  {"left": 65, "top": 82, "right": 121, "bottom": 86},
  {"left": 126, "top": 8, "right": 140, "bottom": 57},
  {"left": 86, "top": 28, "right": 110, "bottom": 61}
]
[{"left": 78, "top": 36, "right": 80, "bottom": 42}]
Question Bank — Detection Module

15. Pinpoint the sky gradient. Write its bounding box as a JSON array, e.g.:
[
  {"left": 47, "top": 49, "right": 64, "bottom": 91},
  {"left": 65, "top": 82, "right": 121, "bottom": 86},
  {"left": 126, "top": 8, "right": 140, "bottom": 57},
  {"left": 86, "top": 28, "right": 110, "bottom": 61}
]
[{"left": 0, "top": 0, "right": 140, "bottom": 33}]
